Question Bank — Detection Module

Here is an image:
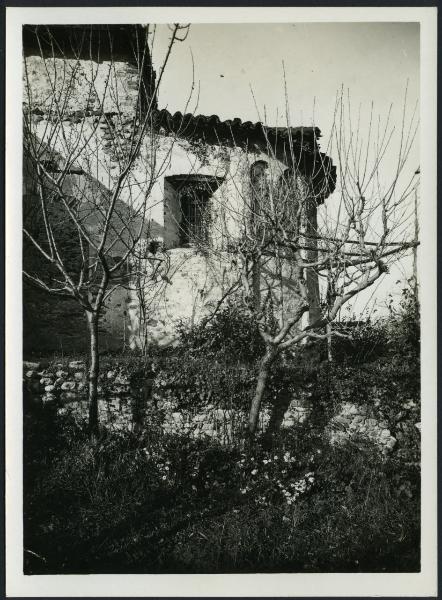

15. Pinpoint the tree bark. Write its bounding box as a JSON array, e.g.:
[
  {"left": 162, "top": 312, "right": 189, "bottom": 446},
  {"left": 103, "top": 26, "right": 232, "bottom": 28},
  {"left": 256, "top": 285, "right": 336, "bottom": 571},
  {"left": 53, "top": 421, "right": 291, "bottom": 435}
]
[
  {"left": 86, "top": 310, "right": 100, "bottom": 439},
  {"left": 249, "top": 347, "right": 277, "bottom": 435},
  {"left": 304, "top": 197, "right": 321, "bottom": 325},
  {"left": 252, "top": 257, "right": 261, "bottom": 313}
]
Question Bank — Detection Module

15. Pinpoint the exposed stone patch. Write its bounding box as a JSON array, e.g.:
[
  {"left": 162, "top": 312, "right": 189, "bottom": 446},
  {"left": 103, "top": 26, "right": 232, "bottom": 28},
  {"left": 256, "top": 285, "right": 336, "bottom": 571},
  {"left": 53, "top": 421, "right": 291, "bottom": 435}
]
[
  {"left": 282, "top": 395, "right": 312, "bottom": 427},
  {"left": 328, "top": 402, "right": 397, "bottom": 454}
]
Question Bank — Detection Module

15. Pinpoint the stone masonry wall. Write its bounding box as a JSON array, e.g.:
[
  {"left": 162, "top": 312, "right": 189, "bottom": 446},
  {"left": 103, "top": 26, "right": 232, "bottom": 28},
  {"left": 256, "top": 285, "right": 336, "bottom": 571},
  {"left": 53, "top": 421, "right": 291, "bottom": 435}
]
[{"left": 23, "top": 360, "right": 409, "bottom": 456}]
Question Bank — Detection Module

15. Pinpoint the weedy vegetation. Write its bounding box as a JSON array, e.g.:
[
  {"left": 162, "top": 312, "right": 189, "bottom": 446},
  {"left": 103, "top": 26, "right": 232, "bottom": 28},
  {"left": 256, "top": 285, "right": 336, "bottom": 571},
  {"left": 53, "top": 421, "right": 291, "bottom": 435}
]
[{"left": 24, "top": 290, "right": 420, "bottom": 574}]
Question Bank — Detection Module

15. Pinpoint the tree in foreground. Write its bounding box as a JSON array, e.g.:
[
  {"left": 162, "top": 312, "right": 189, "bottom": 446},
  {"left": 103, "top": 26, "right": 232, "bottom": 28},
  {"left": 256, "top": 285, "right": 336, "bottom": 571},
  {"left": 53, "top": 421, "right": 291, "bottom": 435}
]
[
  {"left": 201, "top": 88, "right": 419, "bottom": 436},
  {"left": 22, "top": 24, "right": 189, "bottom": 437}
]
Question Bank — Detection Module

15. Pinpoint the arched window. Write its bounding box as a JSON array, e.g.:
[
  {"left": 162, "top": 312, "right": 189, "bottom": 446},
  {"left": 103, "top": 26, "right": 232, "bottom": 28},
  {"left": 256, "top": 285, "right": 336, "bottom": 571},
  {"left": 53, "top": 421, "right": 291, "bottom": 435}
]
[
  {"left": 250, "top": 160, "right": 268, "bottom": 224},
  {"left": 250, "top": 160, "right": 268, "bottom": 198}
]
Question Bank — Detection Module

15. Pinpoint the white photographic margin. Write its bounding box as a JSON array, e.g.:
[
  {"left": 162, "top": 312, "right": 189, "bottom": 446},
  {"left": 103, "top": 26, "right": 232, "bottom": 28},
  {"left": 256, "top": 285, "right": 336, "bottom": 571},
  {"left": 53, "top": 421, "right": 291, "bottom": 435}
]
[{"left": 5, "top": 5, "right": 438, "bottom": 597}]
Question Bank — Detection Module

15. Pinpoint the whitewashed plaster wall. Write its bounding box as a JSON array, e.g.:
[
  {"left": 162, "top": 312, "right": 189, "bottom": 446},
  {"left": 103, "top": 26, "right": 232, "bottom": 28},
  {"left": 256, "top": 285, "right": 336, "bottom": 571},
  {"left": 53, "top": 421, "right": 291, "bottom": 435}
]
[{"left": 23, "top": 53, "right": 320, "bottom": 350}]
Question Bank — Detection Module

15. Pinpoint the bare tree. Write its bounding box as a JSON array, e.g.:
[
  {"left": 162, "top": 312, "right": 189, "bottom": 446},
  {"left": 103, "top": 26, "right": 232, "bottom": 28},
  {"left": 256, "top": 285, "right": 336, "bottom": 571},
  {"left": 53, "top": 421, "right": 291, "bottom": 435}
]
[
  {"left": 200, "top": 87, "right": 419, "bottom": 436},
  {"left": 22, "top": 24, "right": 189, "bottom": 437}
]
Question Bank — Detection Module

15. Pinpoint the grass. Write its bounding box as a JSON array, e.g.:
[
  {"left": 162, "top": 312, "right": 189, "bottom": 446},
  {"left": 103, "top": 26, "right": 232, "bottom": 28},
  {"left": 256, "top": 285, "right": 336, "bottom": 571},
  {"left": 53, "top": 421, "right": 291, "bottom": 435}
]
[
  {"left": 23, "top": 290, "right": 420, "bottom": 573},
  {"left": 23, "top": 401, "right": 420, "bottom": 574}
]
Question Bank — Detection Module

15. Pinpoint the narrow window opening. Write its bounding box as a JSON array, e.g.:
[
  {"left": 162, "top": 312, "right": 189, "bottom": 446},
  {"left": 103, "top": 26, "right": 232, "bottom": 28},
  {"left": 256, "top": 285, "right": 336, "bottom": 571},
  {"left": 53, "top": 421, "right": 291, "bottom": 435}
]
[
  {"left": 179, "top": 186, "right": 210, "bottom": 246},
  {"left": 163, "top": 175, "right": 224, "bottom": 249}
]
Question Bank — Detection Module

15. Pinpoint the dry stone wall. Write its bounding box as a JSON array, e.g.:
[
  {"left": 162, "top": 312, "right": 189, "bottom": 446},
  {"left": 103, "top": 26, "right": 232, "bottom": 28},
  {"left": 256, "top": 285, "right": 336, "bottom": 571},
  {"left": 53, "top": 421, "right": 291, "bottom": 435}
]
[{"left": 23, "top": 360, "right": 406, "bottom": 455}]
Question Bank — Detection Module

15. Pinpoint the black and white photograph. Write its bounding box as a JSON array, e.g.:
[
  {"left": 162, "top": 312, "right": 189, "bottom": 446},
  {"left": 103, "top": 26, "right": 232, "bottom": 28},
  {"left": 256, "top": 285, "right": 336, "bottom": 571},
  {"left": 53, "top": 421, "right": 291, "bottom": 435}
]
[{"left": 5, "top": 5, "right": 438, "bottom": 597}]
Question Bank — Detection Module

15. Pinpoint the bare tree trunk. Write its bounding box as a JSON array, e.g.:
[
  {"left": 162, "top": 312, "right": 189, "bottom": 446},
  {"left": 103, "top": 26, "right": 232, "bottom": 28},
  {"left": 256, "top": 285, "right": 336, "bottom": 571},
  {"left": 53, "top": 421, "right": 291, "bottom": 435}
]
[
  {"left": 86, "top": 310, "right": 100, "bottom": 439},
  {"left": 252, "top": 257, "right": 261, "bottom": 312},
  {"left": 249, "top": 347, "right": 277, "bottom": 435},
  {"left": 326, "top": 322, "right": 333, "bottom": 363},
  {"left": 304, "top": 197, "right": 321, "bottom": 325}
]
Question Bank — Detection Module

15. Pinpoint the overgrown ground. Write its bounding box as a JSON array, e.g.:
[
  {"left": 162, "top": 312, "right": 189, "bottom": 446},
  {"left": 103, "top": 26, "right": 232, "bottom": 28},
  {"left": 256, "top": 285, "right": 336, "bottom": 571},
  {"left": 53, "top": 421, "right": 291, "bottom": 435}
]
[{"left": 23, "top": 291, "right": 420, "bottom": 574}]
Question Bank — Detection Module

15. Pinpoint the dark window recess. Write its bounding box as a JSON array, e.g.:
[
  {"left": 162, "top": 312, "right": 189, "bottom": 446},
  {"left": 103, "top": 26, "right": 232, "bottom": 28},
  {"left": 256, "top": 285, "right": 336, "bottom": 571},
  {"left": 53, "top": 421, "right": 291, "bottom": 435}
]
[
  {"left": 250, "top": 160, "right": 268, "bottom": 216},
  {"left": 165, "top": 174, "right": 223, "bottom": 248},
  {"left": 179, "top": 187, "right": 210, "bottom": 246}
]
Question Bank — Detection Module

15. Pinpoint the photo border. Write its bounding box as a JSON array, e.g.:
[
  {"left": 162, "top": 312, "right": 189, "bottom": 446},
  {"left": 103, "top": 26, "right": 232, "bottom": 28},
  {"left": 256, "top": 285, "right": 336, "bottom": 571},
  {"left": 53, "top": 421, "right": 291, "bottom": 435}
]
[{"left": 4, "top": 5, "right": 438, "bottom": 597}]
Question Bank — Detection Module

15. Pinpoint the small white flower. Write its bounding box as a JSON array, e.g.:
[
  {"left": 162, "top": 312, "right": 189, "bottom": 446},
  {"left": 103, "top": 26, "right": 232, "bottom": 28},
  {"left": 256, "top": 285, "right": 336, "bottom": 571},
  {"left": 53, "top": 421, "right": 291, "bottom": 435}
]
[{"left": 251, "top": 469, "right": 258, "bottom": 475}]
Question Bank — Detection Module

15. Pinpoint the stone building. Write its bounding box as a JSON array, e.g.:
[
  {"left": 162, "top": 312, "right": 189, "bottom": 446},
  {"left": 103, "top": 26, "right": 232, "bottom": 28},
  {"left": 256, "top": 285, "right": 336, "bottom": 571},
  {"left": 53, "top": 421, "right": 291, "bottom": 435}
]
[{"left": 22, "top": 24, "right": 336, "bottom": 354}]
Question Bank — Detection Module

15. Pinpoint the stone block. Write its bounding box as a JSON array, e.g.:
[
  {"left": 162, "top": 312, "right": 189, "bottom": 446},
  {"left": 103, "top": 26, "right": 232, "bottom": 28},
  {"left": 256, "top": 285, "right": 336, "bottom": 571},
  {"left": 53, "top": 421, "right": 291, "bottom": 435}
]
[
  {"left": 61, "top": 381, "right": 76, "bottom": 391},
  {"left": 385, "top": 438, "right": 397, "bottom": 451},
  {"left": 69, "top": 361, "right": 85, "bottom": 370},
  {"left": 42, "top": 393, "right": 56, "bottom": 402}
]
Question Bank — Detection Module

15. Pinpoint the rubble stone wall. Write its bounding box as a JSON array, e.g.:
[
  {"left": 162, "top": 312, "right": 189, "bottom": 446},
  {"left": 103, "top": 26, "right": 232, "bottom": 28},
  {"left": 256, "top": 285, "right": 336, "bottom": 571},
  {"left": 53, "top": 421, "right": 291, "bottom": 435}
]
[{"left": 23, "top": 360, "right": 416, "bottom": 456}]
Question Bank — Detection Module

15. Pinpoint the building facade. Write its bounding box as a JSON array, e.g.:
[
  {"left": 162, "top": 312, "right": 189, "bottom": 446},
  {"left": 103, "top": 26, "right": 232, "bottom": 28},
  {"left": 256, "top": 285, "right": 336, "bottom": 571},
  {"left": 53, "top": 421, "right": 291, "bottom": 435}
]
[{"left": 22, "top": 24, "right": 336, "bottom": 354}]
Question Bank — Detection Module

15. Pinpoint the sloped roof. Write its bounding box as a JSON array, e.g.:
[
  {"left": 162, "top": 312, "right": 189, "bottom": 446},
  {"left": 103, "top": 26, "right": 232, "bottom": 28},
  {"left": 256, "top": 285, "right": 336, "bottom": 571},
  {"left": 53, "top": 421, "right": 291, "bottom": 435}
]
[
  {"left": 152, "top": 108, "right": 320, "bottom": 149},
  {"left": 152, "top": 108, "right": 336, "bottom": 202},
  {"left": 22, "top": 24, "right": 336, "bottom": 202}
]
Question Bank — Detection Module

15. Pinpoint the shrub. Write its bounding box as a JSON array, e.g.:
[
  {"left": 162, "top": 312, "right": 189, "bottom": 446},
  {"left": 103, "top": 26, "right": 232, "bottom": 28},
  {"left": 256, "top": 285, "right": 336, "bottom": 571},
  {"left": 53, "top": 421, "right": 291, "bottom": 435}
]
[{"left": 176, "top": 302, "right": 265, "bottom": 363}]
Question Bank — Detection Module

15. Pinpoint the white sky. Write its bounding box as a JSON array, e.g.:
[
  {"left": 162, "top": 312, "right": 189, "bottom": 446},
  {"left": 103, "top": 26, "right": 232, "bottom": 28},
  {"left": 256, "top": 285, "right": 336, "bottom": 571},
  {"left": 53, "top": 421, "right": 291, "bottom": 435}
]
[
  {"left": 151, "top": 22, "right": 420, "bottom": 318},
  {"left": 152, "top": 23, "right": 419, "bottom": 134}
]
